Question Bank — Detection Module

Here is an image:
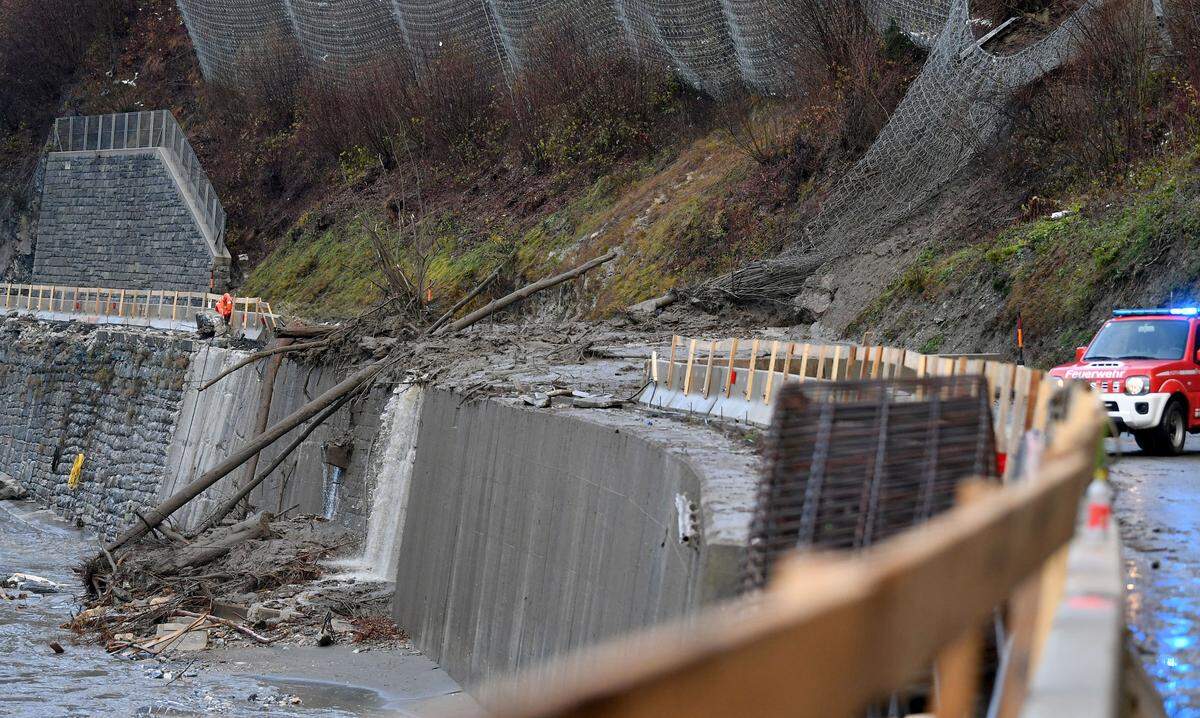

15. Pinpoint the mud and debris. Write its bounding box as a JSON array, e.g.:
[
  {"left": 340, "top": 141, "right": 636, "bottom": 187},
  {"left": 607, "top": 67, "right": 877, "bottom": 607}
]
[{"left": 71, "top": 513, "right": 406, "bottom": 659}]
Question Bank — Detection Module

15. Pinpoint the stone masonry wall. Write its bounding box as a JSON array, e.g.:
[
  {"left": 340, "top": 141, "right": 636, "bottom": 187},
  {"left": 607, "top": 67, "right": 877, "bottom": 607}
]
[
  {"left": 0, "top": 317, "right": 192, "bottom": 539},
  {"left": 34, "top": 151, "right": 223, "bottom": 292}
]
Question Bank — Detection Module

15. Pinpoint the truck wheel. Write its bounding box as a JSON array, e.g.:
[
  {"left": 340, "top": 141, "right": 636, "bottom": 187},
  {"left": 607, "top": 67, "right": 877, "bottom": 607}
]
[{"left": 1134, "top": 400, "right": 1187, "bottom": 456}]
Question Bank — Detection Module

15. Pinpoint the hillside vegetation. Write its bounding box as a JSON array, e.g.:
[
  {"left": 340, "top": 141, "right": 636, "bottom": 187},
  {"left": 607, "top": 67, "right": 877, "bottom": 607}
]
[{"left": 0, "top": 0, "right": 1198, "bottom": 369}]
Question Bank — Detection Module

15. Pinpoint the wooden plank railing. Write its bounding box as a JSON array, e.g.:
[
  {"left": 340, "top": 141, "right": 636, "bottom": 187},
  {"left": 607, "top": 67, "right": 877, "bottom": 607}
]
[
  {"left": 495, "top": 382, "right": 1107, "bottom": 718},
  {"left": 649, "top": 335, "right": 1048, "bottom": 462},
  {"left": 0, "top": 283, "right": 280, "bottom": 333}
]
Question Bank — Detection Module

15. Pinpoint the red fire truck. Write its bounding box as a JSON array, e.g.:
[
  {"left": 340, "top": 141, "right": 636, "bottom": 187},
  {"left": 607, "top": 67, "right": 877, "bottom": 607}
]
[{"left": 1048, "top": 308, "right": 1200, "bottom": 455}]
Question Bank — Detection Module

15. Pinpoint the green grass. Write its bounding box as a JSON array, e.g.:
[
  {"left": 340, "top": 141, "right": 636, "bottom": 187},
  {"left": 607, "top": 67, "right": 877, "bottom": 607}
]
[{"left": 851, "top": 142, "right": 1200, "bottom": 361}]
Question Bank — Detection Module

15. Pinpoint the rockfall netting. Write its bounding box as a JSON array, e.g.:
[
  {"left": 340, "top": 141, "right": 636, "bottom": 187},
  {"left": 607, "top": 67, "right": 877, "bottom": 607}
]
[
  {"left": 700, "top": 0, "right": 1104, "bottom": 305},
  {"left": 174, "top": 0, "right": 963, "bottom": 94},
  {"left": 171, "top": 0, "right": 1123, "bottom": 305}
]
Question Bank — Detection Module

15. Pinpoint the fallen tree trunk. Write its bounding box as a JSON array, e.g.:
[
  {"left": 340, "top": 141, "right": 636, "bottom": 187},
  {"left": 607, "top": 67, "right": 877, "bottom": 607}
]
[
  {"left": 104, "top": 360, "right": 387, "bottom": 556},
  {"left": 276, "top": 321, "right": 336, "bottom": 340},
  {"left": 193, "top": 391, "right": 353, "bottom": 535},
  {"left": 427, "top": 264, "right": 503, "bottom": 334},
  {"left": 199, "top": 339, "right": 327, "bottom": 392},
  {"left": 163, "top": 512, "right": 272, "bottom": 572},
  {"left": 628, "top": 290, "right": 677, "bottom": 314},
  {"left": 436, "top": 249, "right": 618, "bottom": 336}
]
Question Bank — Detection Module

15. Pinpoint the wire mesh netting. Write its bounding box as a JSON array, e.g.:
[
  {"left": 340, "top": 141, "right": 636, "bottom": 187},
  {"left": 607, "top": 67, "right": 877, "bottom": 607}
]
[
  {"left": 743, "top": 375, "right": 997, "bottom": 590},
  {"left": 170, "top": 0, "right": 1169, "bottom": 304},
  {"left": 174, "top": 0, "right": 969, "bottom": 94}
]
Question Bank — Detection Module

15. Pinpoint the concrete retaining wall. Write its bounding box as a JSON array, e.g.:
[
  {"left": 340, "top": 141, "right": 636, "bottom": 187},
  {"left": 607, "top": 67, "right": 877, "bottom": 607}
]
[
  {"left": 392, "top": 388, "right": 757, "bottom": 688},
  {"left": 34, "top": 150, "right": 226, "bottom": 292},
  {"left": 156, "top": 350, "right": 389, "bottom": 536}
]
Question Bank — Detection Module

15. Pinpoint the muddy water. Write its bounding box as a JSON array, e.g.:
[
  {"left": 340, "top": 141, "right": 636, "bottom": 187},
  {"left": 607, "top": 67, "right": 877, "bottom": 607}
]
[
  {"left": 0, "top": 502, "right": 446, "bottom": 717},
  {"left": 1111, "top": 437, "right": 1200, "bottom": 718}
]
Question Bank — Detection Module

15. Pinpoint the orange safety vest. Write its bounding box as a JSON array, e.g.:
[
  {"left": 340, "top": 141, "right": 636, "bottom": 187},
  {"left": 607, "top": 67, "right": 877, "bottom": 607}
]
[{"left": 216, "top": 293, "right": 233, "bottom": 319}]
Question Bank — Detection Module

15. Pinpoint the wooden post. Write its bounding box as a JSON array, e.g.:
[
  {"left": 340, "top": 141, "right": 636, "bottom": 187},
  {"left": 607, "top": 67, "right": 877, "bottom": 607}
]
[
  {"left": 762, "top": 341, "right": 780, "bottom": 403},
  {"left": 724, "top": 339, "right": 739, "bottom": 398},
  {"left": 666, "top": 336, "right": 679, "bottom": 388},
  {"left": 2, "top": 283, "right": 9, "bottom": 310},
  {"left": 683, "top": 339, "right": 697, "bottom": 395},
  {"left": 702, "top": 340, "right": 717, "bottom": 399},
  {"left": 995, "top": 364, "right": 1017, "bottom": 455},
  {"left": 172, "top": 290, "right": 180, "bottom": 321},
  {"left": 798, "top": 344, "right": 811, "bottom": 383},
  {"left": 781, "top": 343, "right": 796, "bottom": 383},
  {"left": 871, "top": 346, "right": 884, "bottom": 379},
  {"left": 815, "top": 344, "right": 828, "bottom": 381},
  {"left": 830, "top": 346, "right": 843, "bottom": 382},
  {"left": 745, "top": 339, "right": 760, "bottom": 401}
]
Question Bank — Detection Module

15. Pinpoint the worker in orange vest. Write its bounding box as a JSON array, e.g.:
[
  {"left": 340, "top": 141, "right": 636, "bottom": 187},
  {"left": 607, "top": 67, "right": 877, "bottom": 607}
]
[{"left": 216, "top": 292, "right": 233, "bottom": 326}]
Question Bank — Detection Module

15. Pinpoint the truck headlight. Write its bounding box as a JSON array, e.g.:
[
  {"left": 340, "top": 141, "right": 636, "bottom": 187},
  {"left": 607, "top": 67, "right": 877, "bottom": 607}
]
[
  {"left": 1051, "top": 376, "right": 1065, "bottom": 388},
  {"left": 1125, "top": 375, "right": 1150, "bottom": 396}
]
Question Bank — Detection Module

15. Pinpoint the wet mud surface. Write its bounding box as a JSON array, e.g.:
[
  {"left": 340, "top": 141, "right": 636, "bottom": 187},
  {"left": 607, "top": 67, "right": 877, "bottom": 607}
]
[
  {"left": 1111, "top": 436, "right": 1200, "bottom": 717},
  {"left": 0, "top": 501, "right": 471, "bottom": 717}
]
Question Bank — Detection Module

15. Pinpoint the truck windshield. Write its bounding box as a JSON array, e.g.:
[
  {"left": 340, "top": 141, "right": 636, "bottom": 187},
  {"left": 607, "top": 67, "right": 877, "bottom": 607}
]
[{"left": 1084, "top": 319, "right": 1190, "bottom": 361}]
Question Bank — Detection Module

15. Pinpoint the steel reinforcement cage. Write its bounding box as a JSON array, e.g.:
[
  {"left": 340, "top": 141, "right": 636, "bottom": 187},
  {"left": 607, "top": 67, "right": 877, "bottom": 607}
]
[{"left": 743, "top": 376, "right": 998, "bottom": 589}]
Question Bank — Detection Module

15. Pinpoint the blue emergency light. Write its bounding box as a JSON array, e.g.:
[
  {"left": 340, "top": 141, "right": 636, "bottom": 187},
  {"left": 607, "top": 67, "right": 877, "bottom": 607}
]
[{"left": 1112, "top": 308, "right": 1200, "bottom": 316}]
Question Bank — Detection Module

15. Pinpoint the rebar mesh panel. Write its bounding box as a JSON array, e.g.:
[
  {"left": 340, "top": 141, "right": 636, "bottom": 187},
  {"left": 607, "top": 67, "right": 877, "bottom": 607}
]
[{"left": 743, "top": 375, "right": 997, "bottom": 590}]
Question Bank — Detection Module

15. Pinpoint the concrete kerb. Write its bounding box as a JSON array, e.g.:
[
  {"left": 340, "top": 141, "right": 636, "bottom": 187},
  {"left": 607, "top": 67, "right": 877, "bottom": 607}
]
[{"left": 1022, "top": 522, "right": 1125, "bottom": 718}]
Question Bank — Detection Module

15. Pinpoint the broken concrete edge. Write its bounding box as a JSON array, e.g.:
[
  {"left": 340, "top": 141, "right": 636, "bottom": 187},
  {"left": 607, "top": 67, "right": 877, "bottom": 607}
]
[{"left": 1021, "top": 521, "right": 1126, "bottom": 718}]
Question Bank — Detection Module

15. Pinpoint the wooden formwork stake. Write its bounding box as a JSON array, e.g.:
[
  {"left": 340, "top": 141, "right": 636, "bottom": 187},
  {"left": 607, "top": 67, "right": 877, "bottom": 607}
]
[
  {"left": 871, "top": 346, "right": 883, "bottom": 379},
  {"left": 995, "top": 363, "right": 1017, "bottom": 456},
  {"left": 763, "top": 341, "right": 780, "bottom": 403},
  {"left": 781, "top": 342, "right": 796, "bottom": 383},
  {"left": 745, "top": 339, "right": 760, "bottom": 401},
  {"left": 171, "top": 290, "right": 180, "bottom": 321},
  {"left": 725, "top": 338, "right": 739, "bottom": 398},
  {"left": 666, "top": 336, "right": 680, "bottom": 388},
  {"left": 702, "top": 340, "right": 717, "bottom": 398},
  {"left": 683, "top": 339, "right": 697, "bottom": 395},
  {"left": 797, "top": 343, "right": 811, "bottom": 383},
  {"left": 830, "top": 346, "right": 843, "bottom": 382},
  {"left": 815, "top": 344, "right": 828, "bottom": 381}
]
